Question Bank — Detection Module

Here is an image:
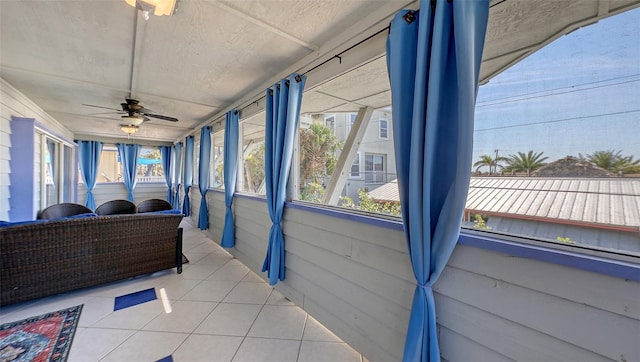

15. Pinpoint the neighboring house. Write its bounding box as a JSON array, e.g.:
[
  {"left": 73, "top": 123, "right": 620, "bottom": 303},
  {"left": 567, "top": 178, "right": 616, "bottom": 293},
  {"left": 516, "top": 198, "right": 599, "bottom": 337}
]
[
  {"left": 368, "top": 177, "right": 640, "bottom": 253},
  {"left": 307, "top": 110, "right": 397, "bottom": 202}
]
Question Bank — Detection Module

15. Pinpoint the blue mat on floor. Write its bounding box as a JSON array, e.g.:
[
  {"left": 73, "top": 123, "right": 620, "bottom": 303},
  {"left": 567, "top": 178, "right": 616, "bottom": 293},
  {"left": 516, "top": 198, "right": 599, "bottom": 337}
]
[
  {"left": 114, "top": 288, "right": 157, "bottom": 311},
  {"left": 157, "top": 355, "right": 173, "bottom": 362}
]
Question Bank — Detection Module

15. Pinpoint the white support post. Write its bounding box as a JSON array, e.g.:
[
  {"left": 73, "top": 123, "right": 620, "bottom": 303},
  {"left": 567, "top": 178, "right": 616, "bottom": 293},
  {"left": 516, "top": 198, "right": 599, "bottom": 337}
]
[
  {"left": 288, "top": 127, "right": 301, "bottom": 201},
  {"left": 322, "top": 106, "right": 374, "bottom": 206}
]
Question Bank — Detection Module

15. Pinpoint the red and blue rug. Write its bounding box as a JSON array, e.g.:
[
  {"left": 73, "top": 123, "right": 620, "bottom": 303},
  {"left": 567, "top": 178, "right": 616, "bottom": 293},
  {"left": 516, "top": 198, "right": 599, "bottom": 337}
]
[{"left": 0, "top": 304, "right": 82, "bottom": 362}]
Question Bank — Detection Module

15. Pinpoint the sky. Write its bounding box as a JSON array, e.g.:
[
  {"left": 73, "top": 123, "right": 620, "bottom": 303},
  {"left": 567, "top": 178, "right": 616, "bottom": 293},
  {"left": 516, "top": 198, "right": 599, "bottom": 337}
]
[{"left": 472, "top": 7, "right": 640, "bottom": 165}]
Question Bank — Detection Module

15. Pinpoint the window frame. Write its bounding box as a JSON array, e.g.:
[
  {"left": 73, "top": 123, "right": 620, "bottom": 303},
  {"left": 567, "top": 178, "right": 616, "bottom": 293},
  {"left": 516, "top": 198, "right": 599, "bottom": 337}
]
[
  {"left": 238, "top": 113, "right": 267, "bottom": 196},
  {"left": 379, "top": 118, "right": 388, "bottom": 139},
  {"left": 210, "top": 130, "right": 225, "bottom": 190},
  {"left": 364, "top": 153, "right": 385, "bottom": 184},
  {"left": 324, "top": 114, "right": 336, "bottom": 134},
  {"left": 39, "top": 133, "right": 75, "bottom": 209},
  {"left": 350, "top": 151, "right": 361, "bottom": 178}
]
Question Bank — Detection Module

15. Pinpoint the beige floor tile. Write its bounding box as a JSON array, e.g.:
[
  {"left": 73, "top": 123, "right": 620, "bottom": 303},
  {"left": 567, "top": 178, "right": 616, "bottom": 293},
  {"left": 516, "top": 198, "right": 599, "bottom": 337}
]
[
  {"left": 93, "top": 299, "right": 164, "bottom": 329},
  {"left": 242, "top": 270, "right": 267, "bottom": 283},
  {"left": 68, "top": 327, "right": 135, "bottom": 362},
  {"left": 248, "top": 305, "right": 307, "bottom": 340},
  {"left": 266, "top": 289, "right": 296, "bottom": 306},
  {"left": 298, "top": 341, "right": 361, "bottom": 362},
  {"left": 172, "top": 334, "right": 243, "bottom": 362},
  {"left": 208, "top": 263, "right": 250, "bottom": 282},
  {"left": 232, "top": 337, "right": 301, "bottom": 362},
  {"left": 100, "top": 330, "right": 188, "bottom": 362},
  {"left": 143, "top": 300, "right": 217, "bottom": 333},
  {"left": 180, "top": 280, "right": 239, "bottom": 302},
  {"left": 178, "top": 263, "right": 226, "bottom": 280},
  {"left": 223, "top": 282, "right": 272, "bottom": 304},
  {"left": 194, "top": 302, "right": 261, "bottom": 336},
  {"left": 302, "top": 316, "right": 343, "bottom": 342}
]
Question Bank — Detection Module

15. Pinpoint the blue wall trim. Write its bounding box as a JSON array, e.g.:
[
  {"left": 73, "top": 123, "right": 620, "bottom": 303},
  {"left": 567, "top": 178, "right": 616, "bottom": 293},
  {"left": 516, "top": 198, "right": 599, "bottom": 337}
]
[
  {"left": 241, "top": 196, "right": 640, "bottom": 282},
  {"left": 9, "top": 117, "right": 36, "bottom": 221},
  {"left": 457, "top": 233, "right": 640, "bottom": 282}
]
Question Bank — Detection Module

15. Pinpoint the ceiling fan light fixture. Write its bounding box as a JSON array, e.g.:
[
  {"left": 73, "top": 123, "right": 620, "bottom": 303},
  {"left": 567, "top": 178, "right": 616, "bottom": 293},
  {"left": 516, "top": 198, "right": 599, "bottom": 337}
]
[
  {"left": 121, "top": 115, "right": 144, "bottom": 126},
  {"left": 120, "top": 124, "right": 139, "bottom": 135},
  {"left": 125, "top": 0, "right": 177, "bottom": 17}
]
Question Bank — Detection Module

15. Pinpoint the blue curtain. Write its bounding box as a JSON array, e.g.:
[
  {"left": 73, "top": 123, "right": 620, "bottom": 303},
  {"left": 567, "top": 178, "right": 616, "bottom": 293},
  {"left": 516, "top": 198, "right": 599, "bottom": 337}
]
[
  {"left": 198, "top": 126, "right": 212, "bottom": 230},
  {"left": 182, "top": 136, "right": 195, "bottom": 216},
  {"left": 159, "top": 146, "right": 173, "bottom": 205},
  {"left": 386, "top": 1, "right": 489, "bottom": 361},
  {"left": 173, "top": 142, "right": 183, "bottom": 210},
  {"left": 77, "top": 140, "right": 103, "bottom": 210},
  {"left": 221, "top": 110, "right": 239, "bottom": 248},
  {"left": 116, "top": 143, "right": 141, "bottom": 202},
  {"left": 261, "top": 74, "right": 306, "bottom": 285}
]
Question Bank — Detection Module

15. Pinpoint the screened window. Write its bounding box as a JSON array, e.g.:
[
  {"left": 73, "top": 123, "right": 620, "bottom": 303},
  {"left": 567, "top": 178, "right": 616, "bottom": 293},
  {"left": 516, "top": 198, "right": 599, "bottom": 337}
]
[
  {"left": 40, "top": 134, "right": 74, "bottom": 208},
  {"left": 295, "top": 109, "right": 398, "bottom": 216},
  {"left": 92, "top": 146, "right": 163, "bottom": 184},
  {"left": 467, "top": 8, "right": 640, "bottom": 255},
  {"left": 94, "top": 148, "right": 119, "bottom": 183},
  {"left": 193, "top": 141, "right": 200, "bottom": 186},
  {"left": 240, "top": 113, "right": 266, "bottom": 195},
  {"left": 136, "top": 147, "right": 163, "bottom": 182},
  {"left": 211, "top": 130, "right": 224, "bottom": 189}
]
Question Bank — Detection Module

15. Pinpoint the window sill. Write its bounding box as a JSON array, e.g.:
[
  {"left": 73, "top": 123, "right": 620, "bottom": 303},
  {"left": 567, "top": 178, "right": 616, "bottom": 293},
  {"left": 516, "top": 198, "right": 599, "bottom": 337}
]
[{"left": 234, "top": 192, "right": 267, "bottom": 202}]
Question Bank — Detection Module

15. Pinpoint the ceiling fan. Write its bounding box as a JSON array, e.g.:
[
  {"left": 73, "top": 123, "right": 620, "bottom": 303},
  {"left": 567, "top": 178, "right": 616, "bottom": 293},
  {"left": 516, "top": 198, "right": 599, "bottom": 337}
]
[{"left": 83, "top": 98, "right": 179, "bottom": 126}]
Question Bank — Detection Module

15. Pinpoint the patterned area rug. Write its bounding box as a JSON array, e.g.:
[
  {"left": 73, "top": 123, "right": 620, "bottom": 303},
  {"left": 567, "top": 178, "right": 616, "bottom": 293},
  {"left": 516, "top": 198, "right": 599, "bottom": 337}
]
[{"left": 0, "top": 304, "right": 82, "bottom": 362}]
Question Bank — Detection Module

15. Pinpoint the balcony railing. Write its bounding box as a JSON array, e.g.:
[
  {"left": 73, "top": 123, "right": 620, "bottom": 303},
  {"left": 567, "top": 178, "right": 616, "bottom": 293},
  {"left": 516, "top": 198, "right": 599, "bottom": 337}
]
[
  {"left": 136, "top": 176, "right": 166, "bottom": 183},
  {"left": 361, "top": 171, "right": 396, "bottom": 185}
]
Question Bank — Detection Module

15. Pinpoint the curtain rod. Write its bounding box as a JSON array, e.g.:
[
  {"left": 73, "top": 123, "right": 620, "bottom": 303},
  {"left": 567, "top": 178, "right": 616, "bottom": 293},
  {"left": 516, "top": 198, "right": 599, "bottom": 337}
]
[
  {"left": 299, "top": 0, "right": 502, "bottom": 78},
  {"left": 301, "top": 25, "right": 390, "bottom": 78},
  {"left": 214, "top": 0, "right": 503, "bottom": 128},
  {"left": 226, "top": 25, "right": 391, "bottom": 121}
]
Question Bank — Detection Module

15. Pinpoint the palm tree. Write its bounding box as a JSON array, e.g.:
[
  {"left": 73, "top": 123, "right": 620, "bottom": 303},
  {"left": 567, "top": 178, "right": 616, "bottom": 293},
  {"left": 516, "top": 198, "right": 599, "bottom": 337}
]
[
  {"left": 504, "top": 151, "right": 549, "bottom": 176},
  {"left": 473, "top": 154, "right": 508, "bottom": 175},
  {"left": 581, "top": 149, "right": 640, "bottom": 174},
  {"left": 299, "top": 123, "right": 341, "bottom": 183}
]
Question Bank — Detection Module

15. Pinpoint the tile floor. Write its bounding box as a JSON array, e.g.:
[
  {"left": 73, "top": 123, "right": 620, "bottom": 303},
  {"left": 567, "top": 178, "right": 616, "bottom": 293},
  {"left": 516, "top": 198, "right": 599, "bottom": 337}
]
[{"left": 0, "top": 220, "right": 365, "bottom": 362}]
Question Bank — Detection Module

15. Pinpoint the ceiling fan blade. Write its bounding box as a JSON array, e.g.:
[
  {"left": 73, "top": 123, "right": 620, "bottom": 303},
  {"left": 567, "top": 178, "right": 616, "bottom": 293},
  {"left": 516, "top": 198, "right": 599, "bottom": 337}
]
[
  {"left": 82, "top": 104, "right": 122, "bottom": 111},
  {"left": 145, "top": 113, "right": 179, "bottom": 122},
  {"left": 87, "top": 111, "right": 125, "bottom": 116}
]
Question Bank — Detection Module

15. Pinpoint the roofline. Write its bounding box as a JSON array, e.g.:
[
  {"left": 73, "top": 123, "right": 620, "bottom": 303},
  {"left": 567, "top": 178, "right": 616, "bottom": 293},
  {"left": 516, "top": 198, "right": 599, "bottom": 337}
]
[{"left": 465, "top": 209, "right": 640, "bottom": 234}]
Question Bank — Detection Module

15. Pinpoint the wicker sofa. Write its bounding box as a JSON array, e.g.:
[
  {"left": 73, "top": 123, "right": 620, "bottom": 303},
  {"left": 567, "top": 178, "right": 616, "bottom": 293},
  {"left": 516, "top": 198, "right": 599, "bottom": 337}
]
[{"left": 0, "top": 213, "right": 184, "bottom": 306}]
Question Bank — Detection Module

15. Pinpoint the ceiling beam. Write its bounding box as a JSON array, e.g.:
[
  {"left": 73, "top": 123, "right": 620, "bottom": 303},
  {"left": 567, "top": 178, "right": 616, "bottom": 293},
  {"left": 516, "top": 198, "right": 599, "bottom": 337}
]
[
  {"left": 179, "top": 0, "right": 416, "bottom": 141},
  {"left": 213, "top": 1, "right": 318, "bottom": 51},
  {"left": 128, "top": 8, "right": 146, "bottom": 98},
  {"left": 73, "top": 133, "right": 174, "bottom": 146}
]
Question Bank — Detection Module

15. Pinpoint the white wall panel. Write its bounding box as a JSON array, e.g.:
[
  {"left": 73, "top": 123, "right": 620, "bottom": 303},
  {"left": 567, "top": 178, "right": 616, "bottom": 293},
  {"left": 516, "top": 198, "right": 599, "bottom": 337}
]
[{"left": 1, "top": 78, "right": 74, "bottom": 220}]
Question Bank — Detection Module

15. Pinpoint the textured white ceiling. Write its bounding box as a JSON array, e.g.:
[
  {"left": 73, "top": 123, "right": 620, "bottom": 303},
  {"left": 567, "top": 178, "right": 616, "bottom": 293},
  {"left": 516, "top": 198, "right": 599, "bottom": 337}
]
[{"left": 1, "top": 0, "right": 638, "bottom": 144}]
